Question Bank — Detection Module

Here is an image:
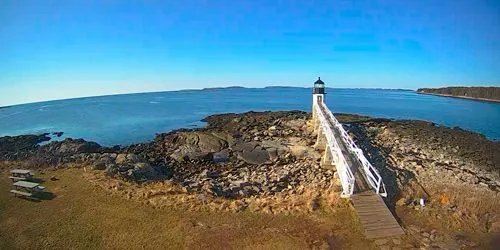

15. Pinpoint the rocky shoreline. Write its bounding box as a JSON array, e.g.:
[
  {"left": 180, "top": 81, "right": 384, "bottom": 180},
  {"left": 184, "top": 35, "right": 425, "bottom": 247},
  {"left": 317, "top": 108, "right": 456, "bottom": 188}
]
[
  {"left": 1, "top": 111, "right": 498, "bottom": 198},
  {"left": 1, "top": 111, "right": 499, "bottom": 246}
]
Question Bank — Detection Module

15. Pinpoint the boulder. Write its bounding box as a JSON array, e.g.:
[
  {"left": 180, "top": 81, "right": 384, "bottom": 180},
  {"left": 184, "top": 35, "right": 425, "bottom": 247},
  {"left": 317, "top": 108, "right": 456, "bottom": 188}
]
[
  {"left": 230, "top": 141, "right": 259, "bottom": 152},
  {"left": 106, "top": 161, "right": 160, "bottom": 181},
  {"left": 285, "top": 119, "right": 306, "bottom": 130},
  {"left": 106, "top": 164, "right": 119, "bottom": 176},
  {"left": 92, "top": 160, "right": 107, "bottom": 170},
  {"left": 132, "top": 162, "right": 159, "bottom": 180},
  {"left": 213, "top": 148, "right": 230, "bottom": 163},
  {"left": 100, "top": 153, "right": 117, "bottom": 161},
  {"left": 261, "top": 140, "right": 289, "bottom": 155},
  {"left": 266, "top": 147, "right": 278, "bottom": 162},
  {"left": 114, "top": 153, "right": 142, "bottom": 165},
  {"left": 126, "top": 154, "right": 141, "bottom": 163},
  {"left": 178, "top": 132, "right": 228, "bottom": 153},
  {"left": 230, "top": 180, "right": 250, "bottom": 188},
  {"left": 237, "top": 146, "right": 270, "bottom": 165},
  {"left": 230, "top": 140, "right": 289, "bottom": 164},
  {"left": 91, "top": 153, "right": 117, "bottom": 170},
  {"left": 52, "top": 132, "right": 64, "bottom": 137},
  {"left": 289, "top": 145, "right": 320, "bottom": 160},
  {"left": 197, "top": 132, "right": 228, "bottom": 153},
  {"left": 170, "top": 145, "right": 212, "bottom": 162},
  {"left": 53, "top": 139, "right": 101, "bottom": 155},
  {"left": 115, "top": 154, "right": 128, "bottom": 165}
]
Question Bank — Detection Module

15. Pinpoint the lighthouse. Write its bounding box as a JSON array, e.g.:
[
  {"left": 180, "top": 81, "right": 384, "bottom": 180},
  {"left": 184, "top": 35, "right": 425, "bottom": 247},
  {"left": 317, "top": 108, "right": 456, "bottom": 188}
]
[{"left": 312, "top": 77, "right": 325, "bottom": 118}]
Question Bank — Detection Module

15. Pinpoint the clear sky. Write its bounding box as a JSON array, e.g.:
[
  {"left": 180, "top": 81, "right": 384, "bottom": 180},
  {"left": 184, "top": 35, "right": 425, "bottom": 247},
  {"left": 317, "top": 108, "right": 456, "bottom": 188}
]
[{"left": 1, "top": 0, "right": 499, "bottom": 106}]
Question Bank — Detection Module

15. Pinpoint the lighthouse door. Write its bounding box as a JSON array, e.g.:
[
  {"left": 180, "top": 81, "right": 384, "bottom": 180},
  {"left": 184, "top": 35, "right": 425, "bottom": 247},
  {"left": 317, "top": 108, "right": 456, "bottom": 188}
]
[{"left": 317, "top": 95, "right": 323, "bottom": 103}]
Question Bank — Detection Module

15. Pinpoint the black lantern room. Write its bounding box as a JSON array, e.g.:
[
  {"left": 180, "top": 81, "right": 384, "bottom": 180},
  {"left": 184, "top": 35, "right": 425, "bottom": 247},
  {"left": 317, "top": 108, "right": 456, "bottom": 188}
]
[{"left": 313, "top": 77, "right": 325, "bottom": 94}]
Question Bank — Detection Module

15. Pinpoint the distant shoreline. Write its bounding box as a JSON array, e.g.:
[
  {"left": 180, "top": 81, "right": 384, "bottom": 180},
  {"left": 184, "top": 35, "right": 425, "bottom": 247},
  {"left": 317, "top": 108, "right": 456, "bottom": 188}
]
[
  {"left": 0, "top": 87, "right": 413, "bottom": 108},
  {"left": 417, "top": 92, "right": 500, "bottom": 103}
]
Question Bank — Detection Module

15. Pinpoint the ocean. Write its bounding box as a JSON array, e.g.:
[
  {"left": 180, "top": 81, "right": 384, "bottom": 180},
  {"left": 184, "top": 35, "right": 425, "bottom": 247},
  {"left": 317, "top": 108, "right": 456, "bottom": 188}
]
[{"left": 1, "top": 87, "right": 499, "bottom": 146}]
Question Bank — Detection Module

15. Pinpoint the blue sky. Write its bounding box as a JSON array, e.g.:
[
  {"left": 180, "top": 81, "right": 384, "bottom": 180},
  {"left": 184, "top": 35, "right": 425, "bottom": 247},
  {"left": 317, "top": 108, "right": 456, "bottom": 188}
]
[{"left": 1, "top": 0, "right": 499, "bottom": 106}]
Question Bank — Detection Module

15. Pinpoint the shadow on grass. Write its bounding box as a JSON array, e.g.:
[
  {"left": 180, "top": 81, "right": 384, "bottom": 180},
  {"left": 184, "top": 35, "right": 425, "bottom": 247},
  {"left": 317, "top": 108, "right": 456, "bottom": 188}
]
[
  {"left": 36, "top": 191, "right": 56, "bottom": 200},
  {"left": 16, "top": 191, "right": 56, "bottom": 202},
  {"left": 28, "top": 177, "right": 45, "bottom": 184}
]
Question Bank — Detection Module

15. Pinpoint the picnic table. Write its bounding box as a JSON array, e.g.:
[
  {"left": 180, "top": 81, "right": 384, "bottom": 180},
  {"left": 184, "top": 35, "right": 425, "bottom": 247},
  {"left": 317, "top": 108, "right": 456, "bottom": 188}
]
[
  {"left": 9, "top": 169, "right": 33, "bottom": 182},
  {"left": 11, "top": 181, "right": 45, "bottom": 199}
]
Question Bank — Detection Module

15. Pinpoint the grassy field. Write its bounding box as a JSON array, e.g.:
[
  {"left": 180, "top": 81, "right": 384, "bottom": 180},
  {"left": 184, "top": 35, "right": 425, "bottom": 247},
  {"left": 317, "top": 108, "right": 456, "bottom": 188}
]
[{"left": 0, "top": 168, "right": 375, "bottom": 249}]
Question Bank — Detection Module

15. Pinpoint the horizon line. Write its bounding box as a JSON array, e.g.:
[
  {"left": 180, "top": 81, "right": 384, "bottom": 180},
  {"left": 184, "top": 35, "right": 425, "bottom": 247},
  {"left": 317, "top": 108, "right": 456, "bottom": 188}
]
[{"left": 3, "top": 84, "right": 499, "bottom": 108}]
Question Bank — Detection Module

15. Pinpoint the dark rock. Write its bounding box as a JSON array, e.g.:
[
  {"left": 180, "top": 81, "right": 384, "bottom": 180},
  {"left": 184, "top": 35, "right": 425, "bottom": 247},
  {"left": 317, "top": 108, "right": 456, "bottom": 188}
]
[
  {"left": 52, "top": 132, "right": 64, "bottom": 137},
  {"left": 230, "top": 141, "right": 258, "bottom": 152},
  {"left": 42, "top": 138, "right": 101, "bottom": 155},
  {"left": 106, "top": 164, "right": 118, "bottom": 176},
  {"left": 106, "top": 161, "right": 161, "bottom": 182},
  {"left": 92, "top": 160, "right": 107, "bottom": 170},
  {"left": 237, "top": 146, "right": 270, "bottom": 165},
  {"left": 126, "top": 154, "right": 140, "bottom": 163},
  {"left": 170, "top": 145, "right": 212, "bottom": 162},
  {"left": 266, "top": 147, "right": 278, "bottom": 162},
  {"left": 0, "top": 134, "right": 51, "bottom": 160},
  {"left": 171, "top": 132, "right": 228, "bottom": 153},
  {"left": 213, "top": 149, "right": 230, "bottom": 163}
]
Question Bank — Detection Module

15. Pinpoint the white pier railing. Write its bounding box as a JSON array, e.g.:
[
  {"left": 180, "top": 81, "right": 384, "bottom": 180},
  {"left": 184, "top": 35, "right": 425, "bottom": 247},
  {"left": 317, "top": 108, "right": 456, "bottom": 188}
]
[
  {"left": 315, "top": 102, "right": 387, "bottom": 197},
  {"left": 314, "top": 103, "right": 355, "bottom": 197}
]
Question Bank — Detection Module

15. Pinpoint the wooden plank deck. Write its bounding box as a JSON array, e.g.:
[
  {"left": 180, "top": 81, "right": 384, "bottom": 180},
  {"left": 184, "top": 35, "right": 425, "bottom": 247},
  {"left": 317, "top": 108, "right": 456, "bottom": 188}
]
[{"left": 352, "top": 191, "right": 404, "bottom": 239}]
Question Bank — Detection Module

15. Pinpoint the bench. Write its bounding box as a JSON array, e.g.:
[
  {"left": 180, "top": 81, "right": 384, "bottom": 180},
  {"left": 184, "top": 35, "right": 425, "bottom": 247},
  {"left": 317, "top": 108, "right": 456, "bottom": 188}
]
[
  {"left": 10, "top": 190, "right": 40, "bottom": 201},
  {"left": 9, "top": 176, "right": 28, "bottom": 181},
  {"left": 10, "top": 189, "right": 32, "bottom": 197}
]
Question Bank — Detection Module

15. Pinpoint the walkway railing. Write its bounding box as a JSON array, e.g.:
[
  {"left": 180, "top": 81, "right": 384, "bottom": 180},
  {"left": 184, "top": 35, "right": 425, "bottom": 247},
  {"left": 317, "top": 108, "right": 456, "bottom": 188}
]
[
  {"left": 315, "top": 102, "right": 387, "bottom": 197},
  {"left": 314, "top": 104, "right": 355, "bottom": 197}
]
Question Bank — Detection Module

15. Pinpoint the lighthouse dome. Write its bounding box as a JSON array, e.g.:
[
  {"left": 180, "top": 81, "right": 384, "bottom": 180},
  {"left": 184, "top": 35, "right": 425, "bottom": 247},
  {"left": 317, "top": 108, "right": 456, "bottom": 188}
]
[
  {"left": 313, "top": 77, "right": 325, "bottom": 94},
  {"left": 314, "top": 77, "right": 324, "bottom": 85}
]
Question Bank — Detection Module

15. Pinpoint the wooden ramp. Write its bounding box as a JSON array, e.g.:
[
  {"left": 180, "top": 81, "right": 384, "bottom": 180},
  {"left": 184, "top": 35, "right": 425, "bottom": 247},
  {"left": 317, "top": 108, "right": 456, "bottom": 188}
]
[{"left": 352, "top": 191, "right": 404, "bottom": 239}]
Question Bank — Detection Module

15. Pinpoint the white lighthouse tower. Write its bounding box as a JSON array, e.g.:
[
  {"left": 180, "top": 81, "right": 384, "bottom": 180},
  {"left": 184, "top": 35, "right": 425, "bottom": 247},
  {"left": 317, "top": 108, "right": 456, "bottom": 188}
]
[{"left": 312, "top": 77, "right": 326, "bottom": 119}]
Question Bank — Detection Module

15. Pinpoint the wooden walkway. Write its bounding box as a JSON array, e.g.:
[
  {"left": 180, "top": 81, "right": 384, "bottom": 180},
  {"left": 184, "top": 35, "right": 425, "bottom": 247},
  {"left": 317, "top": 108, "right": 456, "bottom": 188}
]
[
  {"left": 318, "top": 103, "right": 403, "bottom": 239},
  {"left": 351, "top": 191, "right": 404, "bottom": 239}
]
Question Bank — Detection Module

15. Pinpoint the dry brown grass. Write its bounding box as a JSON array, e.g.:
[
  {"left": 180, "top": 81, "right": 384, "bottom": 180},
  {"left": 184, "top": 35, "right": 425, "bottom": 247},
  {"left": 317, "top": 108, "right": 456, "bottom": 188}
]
[
  {"left": 394, "top": 180, "right": 500, "bottom": 248},
  {"left": 0, "top": 168, "right": 376, "bottom": 249},
  {"left": 426, "top": 183, "right": 500, "bottom": 231},
  {"left": 3, "top": 164, "right": 498, "bottom": 249},
  {"left": 84, "top": 169, "right": 350, "bottom": 217},
  {"left": 444, "top": 187, "right": 500, "bottom": 217}
]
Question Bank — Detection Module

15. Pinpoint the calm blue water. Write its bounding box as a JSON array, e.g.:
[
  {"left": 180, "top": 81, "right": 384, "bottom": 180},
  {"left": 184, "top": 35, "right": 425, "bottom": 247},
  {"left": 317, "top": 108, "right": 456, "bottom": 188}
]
[{"left": 0, "top": 88, "right": 499, "bottom": 146}]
